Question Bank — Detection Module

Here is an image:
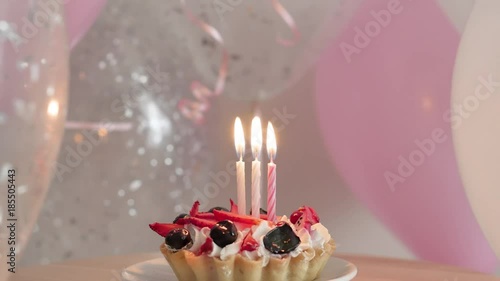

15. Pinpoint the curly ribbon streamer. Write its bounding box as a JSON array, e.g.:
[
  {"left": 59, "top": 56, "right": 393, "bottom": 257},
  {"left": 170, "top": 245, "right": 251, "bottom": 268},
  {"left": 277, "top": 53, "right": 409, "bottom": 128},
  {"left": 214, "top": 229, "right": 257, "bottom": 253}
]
[
  {"left": 178, "top": 0, "right": 229, "bottom": 125},
  {"left": 178, "top": 0, "right": 299, "bottom": 124},
  {"left": 271, "top": 0, "right": 301, "bottom": 46}
]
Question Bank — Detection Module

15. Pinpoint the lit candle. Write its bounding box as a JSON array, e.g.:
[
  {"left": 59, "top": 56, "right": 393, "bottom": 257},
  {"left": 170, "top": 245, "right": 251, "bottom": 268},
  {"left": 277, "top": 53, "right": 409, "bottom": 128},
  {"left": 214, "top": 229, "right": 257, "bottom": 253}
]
[
  {"left": 267, "top": 122, "right": 277, "bottom": 222},
  {"left": 234, "top": 117, "right": 246, "bottom": 215},
  {"left": 251, "top": 116, "right": 262, "bottom": 218}
]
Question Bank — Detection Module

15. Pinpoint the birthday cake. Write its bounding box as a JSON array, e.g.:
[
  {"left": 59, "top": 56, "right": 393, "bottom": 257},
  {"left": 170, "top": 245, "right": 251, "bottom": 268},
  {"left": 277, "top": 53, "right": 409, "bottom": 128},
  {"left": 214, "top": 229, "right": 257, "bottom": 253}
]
[
  {"left": 149, "top": 117, "right": 334, "bottom": 280},
  {"left": 149, "top": 200, "right": 335, "bottom": 281}
]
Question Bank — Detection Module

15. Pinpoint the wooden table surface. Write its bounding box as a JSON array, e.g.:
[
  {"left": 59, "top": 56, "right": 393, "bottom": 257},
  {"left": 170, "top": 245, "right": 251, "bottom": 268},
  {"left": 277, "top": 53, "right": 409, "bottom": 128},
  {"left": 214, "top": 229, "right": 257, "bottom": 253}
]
[{"left": 10, "top": 253, "right": 500, "bottom": 281}]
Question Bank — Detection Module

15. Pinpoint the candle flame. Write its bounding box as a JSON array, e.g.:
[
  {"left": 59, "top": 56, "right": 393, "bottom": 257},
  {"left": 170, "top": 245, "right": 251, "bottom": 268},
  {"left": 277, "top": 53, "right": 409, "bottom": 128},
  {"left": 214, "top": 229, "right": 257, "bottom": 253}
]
[
  {"left": 234, "top": 117, "right": 245, "bottom": 159},
  {"left": 251, "top": 116, "right": 262, "bottom": 159},
  {"left": 267, "top": 122, "right": 277, "bottom": 161}
]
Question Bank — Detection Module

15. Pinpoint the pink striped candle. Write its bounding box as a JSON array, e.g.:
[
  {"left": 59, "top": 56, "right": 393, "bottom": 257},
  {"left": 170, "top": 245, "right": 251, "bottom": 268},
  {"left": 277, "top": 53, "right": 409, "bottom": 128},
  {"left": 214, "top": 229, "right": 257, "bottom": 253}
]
[{"left": 266, "top": 122, "right": 277, "bottom": 222}]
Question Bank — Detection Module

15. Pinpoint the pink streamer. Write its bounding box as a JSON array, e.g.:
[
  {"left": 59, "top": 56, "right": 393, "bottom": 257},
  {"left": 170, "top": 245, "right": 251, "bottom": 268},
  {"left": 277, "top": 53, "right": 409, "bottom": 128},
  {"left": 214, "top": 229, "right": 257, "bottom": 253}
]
[
  {"left": 177, "top": 0, "right": 229, "bottom": 125},
  {"left": 271, "top": 0, "right": 301, "bottom": 46}
]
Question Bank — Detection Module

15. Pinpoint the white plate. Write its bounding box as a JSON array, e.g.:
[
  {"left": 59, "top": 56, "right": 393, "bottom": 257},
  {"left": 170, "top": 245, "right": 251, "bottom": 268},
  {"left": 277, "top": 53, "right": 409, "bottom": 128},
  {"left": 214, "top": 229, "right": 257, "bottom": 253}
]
[{"left": 121, "top": 256, "right": 357, "bottom": 281}]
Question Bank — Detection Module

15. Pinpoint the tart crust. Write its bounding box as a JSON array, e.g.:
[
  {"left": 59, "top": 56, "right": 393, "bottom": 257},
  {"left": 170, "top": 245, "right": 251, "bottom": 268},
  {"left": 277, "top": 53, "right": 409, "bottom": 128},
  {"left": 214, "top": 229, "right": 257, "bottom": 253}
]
[{"left": 160, "top": 239, "right": 335, "bottom": 281}]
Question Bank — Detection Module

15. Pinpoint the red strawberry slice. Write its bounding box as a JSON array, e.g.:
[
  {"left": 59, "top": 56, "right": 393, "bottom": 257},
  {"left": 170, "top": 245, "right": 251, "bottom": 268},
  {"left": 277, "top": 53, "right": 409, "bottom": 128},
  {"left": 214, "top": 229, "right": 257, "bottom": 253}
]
[
  {"left": 290, "top": 206, "right": 320, "bottom": 224},
  {"left": 149, "top": 222, "right": 183, "bottom": 237},
  {"left": 234, "top": 222, "right": 255, "bottom": 231},
  {"left": 290, "top": 210, "right": 302, "bottom": 224},
  {"left": 304, "top": 206, "right": 320, "bottom": 223},
  {"left": 190, "top": 201, "right": 200, "bottom": 217},
  {"left": 195, "top": 212, "right": 216, "bottom": 220},
  {"left": 300, "top": 210, "right": 313, "bottom": 231},
  {"left": 230, "top": 199, "right": 239, "bottom": 213},
  {"left": 176, "top": 217, "right": 217, "bottom": 229},
  {"left": 174, "top": 217, "right": 189, "bottom": 225},
  {"left": 199, "top": 237, "right": 213, "bottom": 255},
  {"left": 213, "top": 209, "right": 262, "bottom": 225},
  {"left": 241, "top": 231, "right": 259, "bottom": 252}
]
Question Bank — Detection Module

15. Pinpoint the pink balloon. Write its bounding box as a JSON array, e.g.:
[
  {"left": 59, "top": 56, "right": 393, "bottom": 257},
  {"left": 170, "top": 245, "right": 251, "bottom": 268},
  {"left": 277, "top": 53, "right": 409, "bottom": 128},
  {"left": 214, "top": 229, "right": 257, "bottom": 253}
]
[
  {"left": 65, "top": 0, "right": 107, "bottom": 48},
  {"left": 315, "top": 0, "right": 497, "bottom": 273}
]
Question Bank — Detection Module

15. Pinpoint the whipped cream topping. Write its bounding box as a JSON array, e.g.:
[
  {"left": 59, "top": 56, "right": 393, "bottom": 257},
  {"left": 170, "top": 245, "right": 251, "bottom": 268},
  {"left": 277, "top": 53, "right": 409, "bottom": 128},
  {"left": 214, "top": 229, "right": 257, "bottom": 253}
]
[
  {"left": 209, "top": 231, "right": 243, "bottom": 260},
  {"left": 241, "top": 221, "right": 273, "bottom": 264},
  {"left": 183, "top": 218, "right": 332, "bottom": 265},
  {"left": 188, "top": 225, "right": 245, "bottom": 261},
  {"left": 187, "top": 225, "right": 207, "bottom": 254},
  {"left": 311, "top": 223, "right": 331, "bottom": 247}
]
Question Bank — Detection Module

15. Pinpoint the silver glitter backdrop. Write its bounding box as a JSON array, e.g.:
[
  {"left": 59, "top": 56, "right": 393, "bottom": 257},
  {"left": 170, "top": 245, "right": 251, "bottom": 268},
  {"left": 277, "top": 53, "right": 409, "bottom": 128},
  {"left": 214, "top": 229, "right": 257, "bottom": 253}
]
[{"left": 22, "top": 0, "right": 212, "bottom": 264}]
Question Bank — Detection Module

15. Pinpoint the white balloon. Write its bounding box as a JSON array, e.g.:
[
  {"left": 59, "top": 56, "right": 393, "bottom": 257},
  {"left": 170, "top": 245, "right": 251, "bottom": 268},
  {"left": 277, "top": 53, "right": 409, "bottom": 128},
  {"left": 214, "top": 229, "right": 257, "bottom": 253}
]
[
  {"left": 451, "top": 0, "right": 500, "bottom": 261},
  {"left": 0, "top": 0, "right": 68, "bottom": 279},
  {"left": 437, "top": 0, "right": 476, "bottom": 33}
]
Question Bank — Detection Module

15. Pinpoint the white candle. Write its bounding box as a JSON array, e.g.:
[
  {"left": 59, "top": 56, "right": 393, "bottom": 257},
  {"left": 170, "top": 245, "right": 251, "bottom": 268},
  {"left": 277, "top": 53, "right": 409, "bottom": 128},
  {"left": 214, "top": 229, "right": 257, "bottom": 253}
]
[
  {"left": 234, "top": 117, "right": 246, "bottom": 215},
  {"left": 251, "top": 116, "right": 263, "bottom": 218},
  {"left": 267, "top": 122, "right": 277, "bottom": 222}
]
